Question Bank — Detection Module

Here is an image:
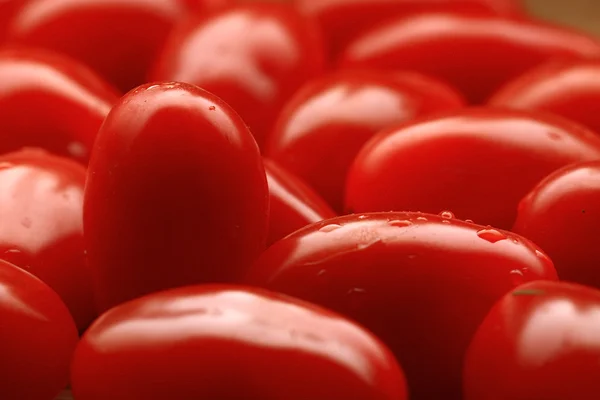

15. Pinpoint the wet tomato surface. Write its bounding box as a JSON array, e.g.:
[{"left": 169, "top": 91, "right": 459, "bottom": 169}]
[
  {"left": 84, "top": 82, "right": 269, "bottom": 313},
  {"left": 246, "top": 212, "right": 558, "bottom": 400},
  {"left": 71, "top": 284, "right": 409, "bottom": 400}
]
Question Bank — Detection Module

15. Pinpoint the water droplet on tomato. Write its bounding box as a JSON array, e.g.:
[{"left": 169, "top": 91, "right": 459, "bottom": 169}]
[
  {"left": 347, "top": 287, "right": 368, "bottom": 310},
  {"left": 389, "top": 219, "right": 412, "bottom": 228},
  {"left": 477, "top": 226, "right": 507, "bottom": 243},
  {"left": 416, "top": 216, "right": 428, "bottom": 221},
  {"left": 358, "top": 215, "right": 368, "bottom": 220},
  {"left": 439, "top": 210, "right": 455, "bottom": 219},
  {"left": 465, "top": 219, "right": 474, "bottom": 224},
  {"left": 509, "top": 269, "right": 525, "bottom": 285},
  {"left": 319, "top": 224, "right": 342, "bottom": 233}
]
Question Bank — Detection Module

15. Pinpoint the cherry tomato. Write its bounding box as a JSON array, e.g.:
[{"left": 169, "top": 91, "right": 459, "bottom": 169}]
[
  {"left": 264, "top": 159, "right": 336, "bottom": 246},
  {"left": 490, "top": 59, "right": 600, "bottom": 135},
  {"left": 0, "top": 48, "right": 119, "bottom": 164},
  {"left": 246, "top": 212, "right": 558, "bottom": 400},
  {"left": 513, "top": 161, "right": 600, "bottom": 289},
  {"left": 266, "top": 70, "right": 465, "bottom": 212},
  {"left": 338, "top": 13, "right": 600, "bottom": 104},
  {"left": 84, "top": 82, "right": 269, "bottom": 313},
  {"left": 0, "top": 258, "right": 78, "bottom": 400},
  {"left": 151, "top": 2, "right": 326, "bottom": 148},
  {"left": 346, "top": 108, "right": 600, "bottom": 230},
  {"left": 296, "top": 0, "right": 524, "bottom": 59},
  {"left": 71, "top": 284, "right": 409, "bottom": 400},
  {"left": 0, "top": 149, "right": 93, "bottom": 331},
  {"left": 0, "top": 0, "right": 25, "bottom": 43},
  {"left": 6, "top": 0, "right": 187, "bottom": 92},
  {"left": 464, "top": 280, "right": 600, "bottom": 400}
]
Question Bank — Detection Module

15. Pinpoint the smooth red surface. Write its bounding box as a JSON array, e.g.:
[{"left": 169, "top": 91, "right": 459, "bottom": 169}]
[
  {"left": 0, "top": 149, "right": 93, "bottom": 331},
  {"left": 490, "top": 60, "right": 600, "bottom": 135},
  {"left": 152, "top": 2, "right": 326, "bottom": 148},
  {"left": 513, "top": 161, "right": 600, "bottom": 289},
  {"left": 0, "top": 259, "right": 78, "bottom": 400},
  {"left": 71, "top": 284, "right": 409, "bottom": 400},
  {"left": 84, "top": 82, "right": 269, "bottom": 313},
  {"left": 338, "top": 13, "right": 600, "bottom": 104},
  {"left": 266, "top": 70, "right": 465, "bottom": 212},
  {"left": 464, "top": 281, "right": 600, "bottom": 400},
  {"left": 346, "top": 108, "right": 600, "bottom": 230},
  {"left": 247, "top": 212, "right": 558, "bottom": 400},
  {"left": 179, "top": 0, "right": 231, "bottom": 12},
  {"left": 296, "top": 0, "right": 524, "bottom": 58},
  {"left": 0, "top": 0, "right": 25, "bottom": 43},
  {"left": 6, "top": 0, "right": 186, "bottom": 92},
  {"left": 0, "top": 48, "right": 119, "bottom": 163},
  {"left": 264, "top": 159, "right": 336, "bottom": 246}
]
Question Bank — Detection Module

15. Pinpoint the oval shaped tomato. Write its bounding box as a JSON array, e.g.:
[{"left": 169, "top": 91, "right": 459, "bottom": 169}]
[
  {"left": 246, "top": 212, "right": 558, "bottom": 400},
  {"left": 490, "top": 60, "right": 600, "bottom": 135},
  {"left": 464, "top": 280, "right": 600, "bottom": 400},
  {"left": 84, "top": 82, "right": 269, "bottom": 313},
  {"left": 296, "top": 0, "right": 523, "bottom": 59},
  {"left": 264, "top": 159, "right": 336, "bottom": 247},
  {"left": 346, "top": 108, "right": 600, "bottom": 230},
  {"left": 513, "top": 161, "right": 600, "bottom": 289},
  {"left": 0, "top": 48, "right": 118, "bottom": 163},
  {"left": 6, "top": 0, "right": 186, "bottom": 92},
  {"left": 71, "top": 284, "right": 409, "bottom": 400},
  {"left": 0, "top": 259, "right": 78, "bottom": 400},
  {"left": 338, "top": 13, "right": 600, "bottom": 104},
  {"left": 266, "top": 70, "right": 465, "bottom": 212},
  {"left": 151, "top": 2, "right": 325, "bottom": 148},
  {"left": 0, "top": 149, "right": 93, "bottom": 331}
]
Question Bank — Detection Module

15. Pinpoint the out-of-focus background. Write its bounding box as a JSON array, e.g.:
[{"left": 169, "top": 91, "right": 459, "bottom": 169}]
[{"left": 526, "top": 0, "right": 600, "bottom": 35}]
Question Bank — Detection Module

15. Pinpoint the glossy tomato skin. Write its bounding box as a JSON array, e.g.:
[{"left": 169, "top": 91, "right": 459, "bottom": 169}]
[
  {"left": 296, "top": 0, "right": 523, "bottom": 59},
  {"left": 464, "top": 280, "right": 600, "bottom": 400},
  {"left": 490, "top": 60, "right": 600, "bottom": 135},
  {"left": 84, "top": 82, "right": 269, "bottom": 313},
  {"left": 6, "top": 0, "right": 186, "bottom": 92},
  {"left": 152, "top": 2, "right": 326, "bottom": 148},
  {"left": 179, "top": 0, "right": 232, "bottom": 12},
  {"left": 266, "top": 70, "right": 465, "bottom": 212},
  {"left": 0, "top": 259, "right": 78, "bottom": 400},
  {"left": 71, "top": 284, "right": 409, "bottom": 400},
  {"left": 246, "top": 212, "right": 558, "bottom": 400},
  {"left": 264, "top": 159, "right": 336, "bottom": 246},
  {"left": 0, "top": 149, "right": 93, "bottom": 331},
  {"left": 346, "top": 108, "right": 600, "bottom": 230},
  {"left": 513, "top": 161, "right": 600, "bottom": 289},
  {"left": 0, "top": 0, "right": 25, "bottom": 43},
  {"left": 338, "top": 13, "right": 600, "bottom": 104},
  {"left": 0, "top": 48, "right": 119, "bottom": 163}
]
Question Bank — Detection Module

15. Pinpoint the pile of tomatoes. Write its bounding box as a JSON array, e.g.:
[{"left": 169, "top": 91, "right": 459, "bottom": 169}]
[{"left": 2, "top": 0, "right": 600, "bottom": 399}]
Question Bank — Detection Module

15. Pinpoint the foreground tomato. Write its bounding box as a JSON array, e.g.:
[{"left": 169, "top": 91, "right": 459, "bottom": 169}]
[
  {"left": 513, "top": 161, "right": 600, "bottom": 289},
  {"left": 346, "top": 108, "right": 600, "bottom": 230},
  {"left": 71, "top": 284, "right": 408, "bottom": 400},
  {"left": 0, "top": 259, "right": 78, "bottom": 400},
  {"left": 490, "top": 60, "right": 600, "bottom": 135},
  {"left": 246, "top": 212, "right": 558, "bottom": 400},
  {"left": 264, "top": 159, "right": 336, "bottom": 246},
  {"left": 296, "top": 0, "right": 523, "bottom": 58},
  {"left": 0, "top": 0, "right": 24, "bottom": 43},
  {"left": 338, "top": 13, "right": 600, "bottom": 104},
  {"left": 0, "top": 48, "right": 118, "bottom": 163},
  {"left": 465, "top": 281, "right": 600, "bottom": 400},
  {"left": 266, "top": 70, "right": 465, "bottom": 212},
  {"left": 6, "top": 0, "right": 186, "bottom": 92},
  {"left": 152, "top": 2, "right": 325, "bottom": 148},
  {"left": 84, "top": 82, "right": 269, "bottom": 313},
  {"left": 0, "top": 149, "right": 93, "bottom": 331}
]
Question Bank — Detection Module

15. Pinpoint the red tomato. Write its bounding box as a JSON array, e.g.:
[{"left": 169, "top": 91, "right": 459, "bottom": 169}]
[
  {"left": 71, "top": 284, "right": 409, "bottom": 400},
  {"left": 6, "top": 0, "right": 186, "bottom": 92},
  {"left": 0, "top": 259, "right": 78, "bottom": 400},
  {"left": 338, "top": 13, "right": 600, "bottom": 104},
  {"left": 0, "top": 0, "right": 25, "bottom": 43},
  {"left": 264, "top": 159, "right": 336, "bottom": 246},
  {"left": 464, "top": 280, "right": 600, "bottom": 400},
  {"left": 0, "top": 48, "right": 119, "bottom": 163},
  {"left": 0, "top": 149, "right": 93, "bottom": 331},
  {"left": 151, "top": 2, "right": 326, "bottom": 148},
  {"left": 513, "top": 161, "right": 600, "bottom": 289},
  {"left": 490, "top": 60, "right": 600, "bottom": 135},
  {"left": 84, "top": 82, "right": 269, "bottom": 313},
  {"left": 179, "top": 0, "right": 232, "bottom": 12},
  {"left": 266, "top": 70, "right": 465, "bottom": 212},
  {"left": 346, "top": 108, "right": 600, "bottom": 230},
  {"left": 296, "top": 0, "right": 524, "bottom": 59},
  {"left": 246, "top": 212, "right": 558, "bottom": 400}
]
